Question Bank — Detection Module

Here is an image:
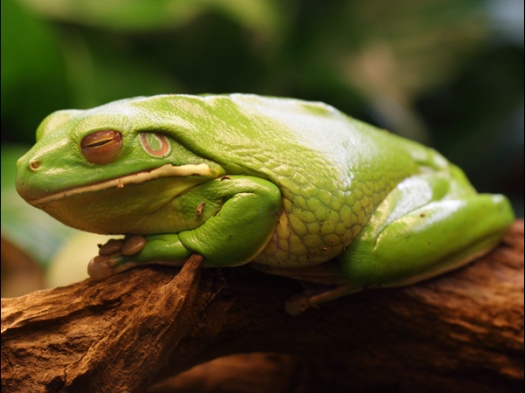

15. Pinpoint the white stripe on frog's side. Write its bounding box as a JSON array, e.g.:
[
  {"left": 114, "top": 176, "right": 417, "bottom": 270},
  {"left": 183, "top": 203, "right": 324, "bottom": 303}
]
[{"left": 30, "top": 163, "right": 218, "bottom": 205}]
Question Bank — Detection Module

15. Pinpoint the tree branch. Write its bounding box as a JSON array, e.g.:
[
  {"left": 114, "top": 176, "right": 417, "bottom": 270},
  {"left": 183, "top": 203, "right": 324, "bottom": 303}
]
[{"left": 2, "top": 221, "right": 523, "bottom": 393}]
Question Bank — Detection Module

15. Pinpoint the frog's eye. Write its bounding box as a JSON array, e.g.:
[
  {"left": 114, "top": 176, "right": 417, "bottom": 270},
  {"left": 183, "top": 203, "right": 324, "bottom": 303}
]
[
  {"left": 81, "top": 130, "right": 123, "bottom": 164},
  {"left": 140, "top": 133, "right": 171, "bottom": 158}
]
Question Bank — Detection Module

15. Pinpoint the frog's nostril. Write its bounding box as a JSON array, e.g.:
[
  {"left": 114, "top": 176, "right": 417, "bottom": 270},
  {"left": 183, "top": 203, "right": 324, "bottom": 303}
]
[{"left": 29, "top": 159, "right": 42, "bottom": 171}]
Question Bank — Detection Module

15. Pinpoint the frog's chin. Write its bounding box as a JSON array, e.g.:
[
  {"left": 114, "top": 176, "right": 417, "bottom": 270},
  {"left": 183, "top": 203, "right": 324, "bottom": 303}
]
[
  {"left": 29, "top": 163, "right": 218, "bottom": 205},
  {"left": 25, "top": 163, "right": 222, "bottom": 234}
]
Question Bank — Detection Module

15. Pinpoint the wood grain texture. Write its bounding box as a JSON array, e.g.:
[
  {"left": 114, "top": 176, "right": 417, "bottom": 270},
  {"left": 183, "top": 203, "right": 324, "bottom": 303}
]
[{"left": 2, "top": 221, "right": 523, "bottom": 393}]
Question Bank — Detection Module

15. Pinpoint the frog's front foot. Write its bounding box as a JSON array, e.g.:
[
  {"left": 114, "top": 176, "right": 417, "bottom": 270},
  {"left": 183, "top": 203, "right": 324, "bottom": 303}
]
[
  {"left": 99, "top": 236, "right": 147, "bottom": 257},
  {"left": 88, "top": 233, "right": 193, "bottom": 280},
  {"left": 88, "top": 235, "right": 147, "bottom": 280}
]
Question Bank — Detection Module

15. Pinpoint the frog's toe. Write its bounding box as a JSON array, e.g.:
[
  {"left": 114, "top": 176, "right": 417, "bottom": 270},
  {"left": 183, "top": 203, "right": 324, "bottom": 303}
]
[
  {"left": 121, "top": 235, "right": 147, "bottom": 255},
  {"left": 88, "top": 255, "right": 115, "bottom": 280},
  {"left": 284, "top": 283, "right": 363, "bottom": 315},
  {"left": 284, "top": 294, "right": 315, "bottom": 316},
  {"left": 97, "top": 235, "right": 146, "bottom": 258},
  {"left": 88, "top": 254, "right": 142, "bottom": 280},
  {"left": 98, "top": 238, "right": 125, "bottom": 256}
]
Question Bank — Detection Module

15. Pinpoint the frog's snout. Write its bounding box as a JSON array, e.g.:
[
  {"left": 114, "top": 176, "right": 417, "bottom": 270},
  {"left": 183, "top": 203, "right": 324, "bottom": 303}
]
[{"left": 15, "top": 152, "right": 45, "bottom": 202}]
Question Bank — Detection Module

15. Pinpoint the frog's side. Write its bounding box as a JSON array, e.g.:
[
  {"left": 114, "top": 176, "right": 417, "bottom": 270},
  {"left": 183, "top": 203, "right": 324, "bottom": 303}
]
[{"left": 16, "top": 94, "right": 514, "bottom": 314}]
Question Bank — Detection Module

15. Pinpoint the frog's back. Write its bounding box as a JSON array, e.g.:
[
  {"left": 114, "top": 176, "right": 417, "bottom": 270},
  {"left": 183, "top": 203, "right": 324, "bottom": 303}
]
[{"left": 133, "top": 94, "right": 450, "bottom": 266}]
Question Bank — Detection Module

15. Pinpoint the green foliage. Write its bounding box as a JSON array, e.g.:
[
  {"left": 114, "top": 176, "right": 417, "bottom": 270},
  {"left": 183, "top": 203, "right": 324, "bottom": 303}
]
[{"left": 1, "top": 0, "right": 69, "bottom": 137}]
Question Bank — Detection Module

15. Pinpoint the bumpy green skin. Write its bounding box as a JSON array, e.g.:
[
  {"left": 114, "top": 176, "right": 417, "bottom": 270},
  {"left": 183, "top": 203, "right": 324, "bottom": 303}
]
[{"left": 16, "top": 94, "right": 514, "bottom": 295}]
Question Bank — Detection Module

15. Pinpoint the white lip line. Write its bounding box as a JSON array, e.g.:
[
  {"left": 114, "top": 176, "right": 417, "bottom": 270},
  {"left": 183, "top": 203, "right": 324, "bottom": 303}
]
[{"left": 31, "top": 163, "right": 218, "bottom": 204}]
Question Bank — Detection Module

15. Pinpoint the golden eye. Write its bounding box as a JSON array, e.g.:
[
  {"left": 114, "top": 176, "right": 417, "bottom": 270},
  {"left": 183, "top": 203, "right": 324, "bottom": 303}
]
[{"left": 81, "top": 130, "right": 123, "bottom": 164}]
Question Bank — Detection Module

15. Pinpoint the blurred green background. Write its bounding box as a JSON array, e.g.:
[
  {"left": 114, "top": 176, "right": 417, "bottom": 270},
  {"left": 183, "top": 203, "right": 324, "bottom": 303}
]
[{"left": 1, "top": 0, "right": 523, "bottom": 293}]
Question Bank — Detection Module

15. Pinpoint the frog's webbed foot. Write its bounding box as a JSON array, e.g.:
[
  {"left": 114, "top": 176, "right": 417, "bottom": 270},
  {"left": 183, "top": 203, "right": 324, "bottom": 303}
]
[
  {"left": 285, "top": 283, "right": 363, "bottom": 316},
  {"left": 99, "top": 236, "right": 147, "bottom": 257},
  {"left": 88, "top": 235, "right": 147, "bottom": 280},
  {"left": 88, "top": 234, "right": 191, "bottom": 280}
]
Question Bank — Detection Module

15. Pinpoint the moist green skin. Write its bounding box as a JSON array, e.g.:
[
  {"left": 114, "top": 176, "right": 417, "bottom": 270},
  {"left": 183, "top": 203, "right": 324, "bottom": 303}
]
[{"left": 16, "top": 94, "right": 515, "bottom": 297}]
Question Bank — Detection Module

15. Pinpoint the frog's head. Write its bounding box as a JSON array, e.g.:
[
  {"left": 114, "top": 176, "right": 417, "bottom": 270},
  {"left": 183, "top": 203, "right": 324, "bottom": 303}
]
[{"left": 16, "top": 96, "right": 226, "bottom": 234}]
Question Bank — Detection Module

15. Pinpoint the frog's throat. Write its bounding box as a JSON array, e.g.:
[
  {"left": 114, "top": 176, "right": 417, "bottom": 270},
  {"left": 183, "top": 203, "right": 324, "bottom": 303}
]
[{"left": 31, "top": 163, "right": 218, "bottom": 205}]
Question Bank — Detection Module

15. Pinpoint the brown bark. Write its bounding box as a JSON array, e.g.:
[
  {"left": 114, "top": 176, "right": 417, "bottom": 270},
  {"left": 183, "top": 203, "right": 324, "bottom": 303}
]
[{"left": 2, "top": 221, "right": 523, "bottom": 393}]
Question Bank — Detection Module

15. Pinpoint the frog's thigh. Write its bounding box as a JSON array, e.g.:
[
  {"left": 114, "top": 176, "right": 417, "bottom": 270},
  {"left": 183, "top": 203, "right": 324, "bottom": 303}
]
[
  {"left": 340, "top": 179, "right": 514, "bottom": 287},
  {"left": 179, "top": 176, "right": 282, "bottom": 266}
]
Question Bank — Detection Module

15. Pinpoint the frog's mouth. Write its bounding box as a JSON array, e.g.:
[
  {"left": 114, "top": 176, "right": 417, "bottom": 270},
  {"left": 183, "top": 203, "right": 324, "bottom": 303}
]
[
  {"left": 30, "top": 163, "right": 218, "bottom": 205},
  {"left": 23, "top": 163, "right": 223, "bottom": 234}
]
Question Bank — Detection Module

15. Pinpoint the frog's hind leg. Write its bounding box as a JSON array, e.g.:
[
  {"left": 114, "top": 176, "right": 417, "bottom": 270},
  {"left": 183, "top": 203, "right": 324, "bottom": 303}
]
[
  {"left": 281, "top": 167, "right": 514, "bottom": 315},
  {"left": 339, "top": 167, "right": 515, "bottom": 289}
]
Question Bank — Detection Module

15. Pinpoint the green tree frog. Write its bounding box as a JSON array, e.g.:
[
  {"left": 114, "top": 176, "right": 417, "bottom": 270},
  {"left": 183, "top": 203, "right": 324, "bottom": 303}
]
[{"left": 16, "top": 94, "right": 514, "bottom": 314}]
